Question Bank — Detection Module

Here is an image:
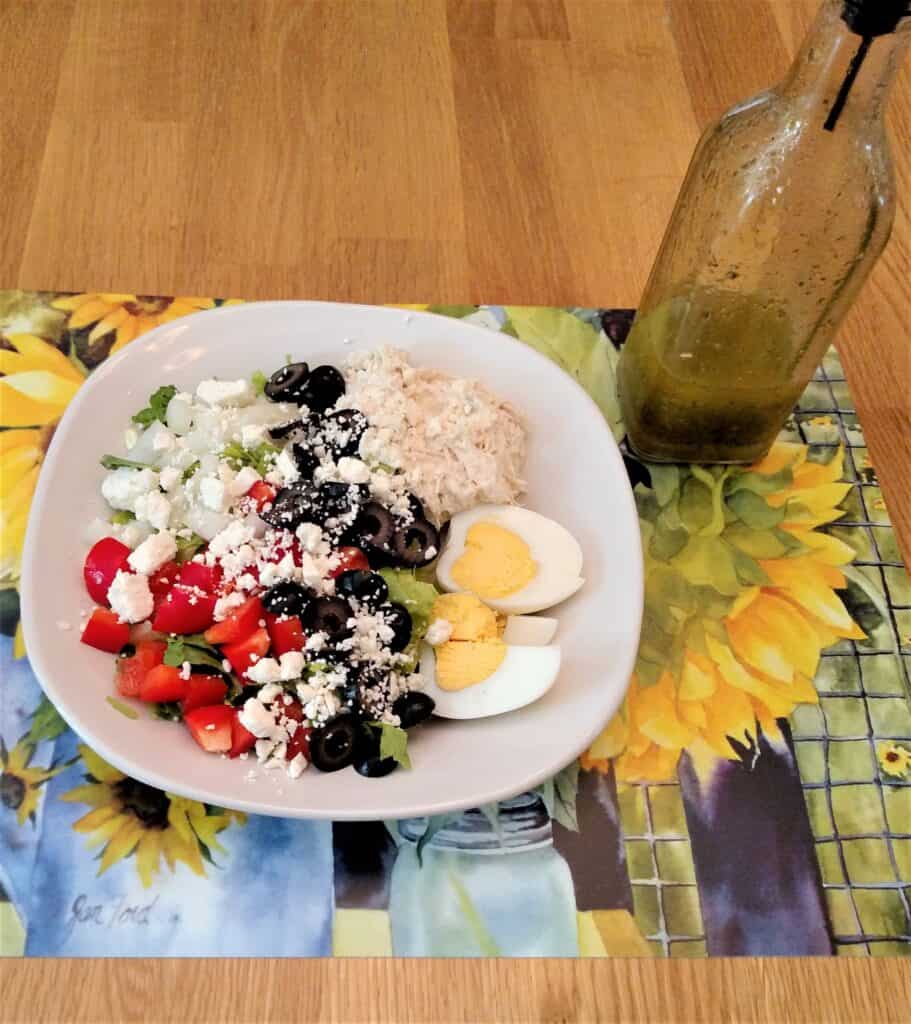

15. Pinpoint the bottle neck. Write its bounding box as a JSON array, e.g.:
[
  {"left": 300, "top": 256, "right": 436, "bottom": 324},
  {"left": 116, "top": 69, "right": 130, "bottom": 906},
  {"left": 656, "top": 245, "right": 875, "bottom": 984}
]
[{"left": 779, "top": 0, "right": 911, "bottom": 131}]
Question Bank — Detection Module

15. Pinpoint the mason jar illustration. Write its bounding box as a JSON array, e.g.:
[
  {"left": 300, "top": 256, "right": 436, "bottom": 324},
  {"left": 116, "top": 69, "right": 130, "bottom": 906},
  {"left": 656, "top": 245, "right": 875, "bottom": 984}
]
[{"left": 389, "top": 793, "right": 579, "bottom": 956}]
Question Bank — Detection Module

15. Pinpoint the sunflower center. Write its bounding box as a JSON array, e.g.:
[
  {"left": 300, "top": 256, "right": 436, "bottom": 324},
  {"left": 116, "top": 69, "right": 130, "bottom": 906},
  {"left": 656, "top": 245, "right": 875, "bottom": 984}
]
[
  {"left": 113, "top": 777, "right": 171, "bottom": 829},
  {"left": 885, "top": 751, "right": 899, "bottom": 763},
  {"left": 0, "top": 772, "right": 26, "bottom": 811},
  {"left": 123, "top": 296, "right": 172, "bottom": 317}
]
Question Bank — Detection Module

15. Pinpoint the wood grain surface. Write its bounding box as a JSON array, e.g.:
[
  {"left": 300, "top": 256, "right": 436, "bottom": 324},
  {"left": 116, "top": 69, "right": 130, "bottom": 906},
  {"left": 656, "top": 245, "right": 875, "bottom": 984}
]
[{"left": 1, "top": 1, "right": 909, "bottom": 1021}]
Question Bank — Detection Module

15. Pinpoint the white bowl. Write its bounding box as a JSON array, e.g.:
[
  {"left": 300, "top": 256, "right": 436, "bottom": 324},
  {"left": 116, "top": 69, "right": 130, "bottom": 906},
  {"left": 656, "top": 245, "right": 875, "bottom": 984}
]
[{"left": 22, "top": 301, "right": 642, "bottom": 820}]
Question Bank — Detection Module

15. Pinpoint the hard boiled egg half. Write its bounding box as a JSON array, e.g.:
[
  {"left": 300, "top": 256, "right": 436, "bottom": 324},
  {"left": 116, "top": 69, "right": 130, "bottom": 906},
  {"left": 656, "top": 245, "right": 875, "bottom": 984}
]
[
  {"left": 436, "top": 505, "right": 584, "bottom": 614},
  {"left": 420, "top": 593, "right": 560, "bottom": 719}
]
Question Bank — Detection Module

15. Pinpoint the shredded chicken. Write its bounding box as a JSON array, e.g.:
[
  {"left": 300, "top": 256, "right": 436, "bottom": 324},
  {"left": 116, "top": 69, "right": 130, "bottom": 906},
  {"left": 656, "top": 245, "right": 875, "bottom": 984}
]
[{"left": 341, "top": 347, "right": 527, "bottom": 524}]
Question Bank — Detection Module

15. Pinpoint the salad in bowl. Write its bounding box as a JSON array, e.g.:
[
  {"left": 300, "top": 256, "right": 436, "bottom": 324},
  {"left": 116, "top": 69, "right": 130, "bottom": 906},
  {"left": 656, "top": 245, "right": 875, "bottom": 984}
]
[{"left": 77, "top": 346, "right": 586, "bottom": 782}]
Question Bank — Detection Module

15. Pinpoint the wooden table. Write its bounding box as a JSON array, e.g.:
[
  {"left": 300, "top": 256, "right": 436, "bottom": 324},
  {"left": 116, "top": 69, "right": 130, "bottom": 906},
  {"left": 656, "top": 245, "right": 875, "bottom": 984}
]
[{"left": 1, "top": 1, "right": 909, "bottom": 1021}]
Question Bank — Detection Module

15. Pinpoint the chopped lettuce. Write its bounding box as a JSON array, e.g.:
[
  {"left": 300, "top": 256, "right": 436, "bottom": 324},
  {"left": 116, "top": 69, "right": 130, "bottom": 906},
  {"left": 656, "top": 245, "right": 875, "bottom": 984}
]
[
  {"left": 251, "top": 370, "right": 268, "bottom": 395},
  {"left": 220, "top": 440, "right": 279, "bottom": 477},
  {"left": 132, "top": 384, "right": 178, "bottom": 428},
  {"left": 378, "top": 569, "right": 439, "bottom": 645}
]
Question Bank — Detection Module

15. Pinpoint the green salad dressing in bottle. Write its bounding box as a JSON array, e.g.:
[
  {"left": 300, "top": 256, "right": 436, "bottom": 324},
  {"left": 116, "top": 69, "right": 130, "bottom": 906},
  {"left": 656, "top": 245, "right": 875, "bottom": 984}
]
[{"left": 619, "top": 0, "right": 910, "bottom": 463}]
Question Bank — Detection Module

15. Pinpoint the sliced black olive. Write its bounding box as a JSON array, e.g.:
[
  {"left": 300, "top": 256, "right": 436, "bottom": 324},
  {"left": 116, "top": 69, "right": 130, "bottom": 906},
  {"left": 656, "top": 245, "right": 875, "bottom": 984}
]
[
  {"left": 309, "top": 716, "right": 358, "bottom": 773},
  {"left": 262, "top": 581, "right": 310, "bottom": 617},
  {"left": 315, "top": 481, "right": 368, "bottom": 524},
  {"left": 351, "top": 724, "right": 397, "bottom": 778},
  {"left": 300, "top": 364, "right": 345, "bottom": 413},
  {"left": 335, "top": 570, "right": 389, "bottom": 609},
  {"left": 258, "top": 485, "right": 315, "bottom": 530},
  {"left": 348, "top": 501, "right": 396, "bottom": 555},
  {"left": 292, "top": 442, "right": 319, "bottom": 479},
  {"left": 393, "top": 691, "right": 435, "bottom": 729},
  {"left": 321, "top": 409, "right": 367, "bottom": 458},
  {"left": 265, "top": 362, "right": 309, "bottom": 402},
  {"left": 303, "top": 596, "right": 353, "bottom": 643},
  {"left": 268, "top": 419, "right": 304, "bottom": 440},
  {"left": 391, "top": 518, "right": 440, "bottom": 568},
  {"left": 406, "top": 493, "right": 425, "bottom": 520},
  {"left": 381, "top": 602, "right": 412, "bottom": 653}
]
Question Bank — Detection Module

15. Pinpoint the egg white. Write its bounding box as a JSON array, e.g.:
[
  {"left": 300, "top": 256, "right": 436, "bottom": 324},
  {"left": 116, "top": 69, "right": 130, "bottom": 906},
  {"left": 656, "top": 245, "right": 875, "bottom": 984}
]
[
  {"left": 436, "top": 505, "right": 584, "bottom": 614},
  {"left": 502, "top": 615, "right": 558, "bottom": 645},
  {"left": 420, "top": 642, "right": 561, "bottom": 719}
]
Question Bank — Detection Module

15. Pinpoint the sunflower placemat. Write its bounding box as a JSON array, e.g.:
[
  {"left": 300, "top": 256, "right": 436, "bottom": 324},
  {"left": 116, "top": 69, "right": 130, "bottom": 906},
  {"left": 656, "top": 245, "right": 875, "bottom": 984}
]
[{"left": 1, "top": 292, "right": 909, "bottom": 957}]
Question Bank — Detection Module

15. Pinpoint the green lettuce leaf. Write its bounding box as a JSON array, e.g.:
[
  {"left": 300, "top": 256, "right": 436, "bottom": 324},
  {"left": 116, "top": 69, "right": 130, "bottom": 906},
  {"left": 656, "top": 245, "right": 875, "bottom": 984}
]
[
  {"left": 132, "top": 384, "right": 177, "bottom": 428},
  {"left": 378, "top": 569, "right": 439, "bottom": 644}
]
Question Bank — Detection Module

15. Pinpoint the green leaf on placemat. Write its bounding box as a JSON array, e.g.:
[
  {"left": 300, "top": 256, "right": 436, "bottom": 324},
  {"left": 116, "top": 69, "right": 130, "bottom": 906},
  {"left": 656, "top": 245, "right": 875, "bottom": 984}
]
[
  {"left": 538, "top": 760, "right": 580, "bottom": 832},
  {"left": 503, "top": 307, "right": 624, "bottom": 441},
  {"left": 425, "top": 304, "right": 478, "bottom": 319},
  {"left": 26, "top": 696, "right": 69, "bottom": 745}
]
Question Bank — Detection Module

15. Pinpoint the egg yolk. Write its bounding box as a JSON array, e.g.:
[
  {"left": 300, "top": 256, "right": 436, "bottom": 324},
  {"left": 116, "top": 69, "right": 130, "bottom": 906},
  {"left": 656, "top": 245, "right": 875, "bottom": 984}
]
[
  {"left": 450, "top": 521, "right": 537, "bottom": 599},
  {"left": 430, "top": 592, "right": 508, "bottom": 691},
  {"left": 431, "top": 593, "right": 500, "bottom": 641},
  {"left": 434, "top": 639, "right": 507, "bottom": 691}
]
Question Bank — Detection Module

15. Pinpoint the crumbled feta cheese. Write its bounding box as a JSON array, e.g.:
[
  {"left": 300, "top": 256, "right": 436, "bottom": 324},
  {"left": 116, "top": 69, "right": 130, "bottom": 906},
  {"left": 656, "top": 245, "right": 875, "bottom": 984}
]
[
  {"left": 107, "top": 570, "right": 154, "bottom": 623},
  {"left": 279, "top": 651, "right": 305, "bottom": 681},
  {"left": 241, "top": 423, "right": 268, "bottom": 447},
  {"left": 425, "top": 618, "right": 453, "bottom": 646},
  {"left": 230, "top": 466, "right": 261, "bottom": 496},
  {"left": 288, "top": 753, "right": 307, "bottom": 779},
  {"left": 134, "top": 491, "right": 171, "bottom": 530},
  {"left": 196, "top": 378, "right": 253, "bottom": 407},
  {"left": 152, "top": 428, "right": 176, "bottom": 452},
  {"left": 240, "top": 698, "right": 282, "bottom": 739},
  {"left": 246, "top": 657, "right": 283, "bottom": 685},
  {"left": 305, "top": 631, "right": 327, "bottom": 653},
  {"left": 124, "top": 428, "right": 139, "bottom": 449},
  {"left": 208, "top": 520, "right": 255, "bottom": 558},
  {"left": 295, "top": 522, "right": 324, "bottom": 553},
  {"left": 127, "top": 530, "right": 177, "bottom": 574},
  {"left": 180, "top": 661, "right": 192, "bottom": 680},
  {"left": 214, "top": 591, "right": 245, "bottom": 621},
  {"left": 159, "top": 466, "right": 181, "bottom": 492},
  {"left": 337, "top": 457, "right": 370, "bottom": 484},
  {"left": 101, "top": 467, "right": 159, "bottom": 512},
  {"left": 273, "top": 447, "right": 300, "bottom": 486},
  {"left": 199, "top": 476, "right": 227, "bottom": 512},
  {"left": 258, "top": 683, "right": 283, "bottom": 705},
  {"left": 304, "top": 689, "right": 341, "bottom": 725}
]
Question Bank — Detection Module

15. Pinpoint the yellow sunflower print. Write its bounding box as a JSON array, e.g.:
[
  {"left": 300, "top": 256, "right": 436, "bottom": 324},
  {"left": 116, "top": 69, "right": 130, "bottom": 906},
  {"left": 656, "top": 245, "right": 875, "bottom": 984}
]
[
  {"left": 877, "top": 742, "right": 911, "bottom": 779},
  {"left": 62, "top": 745, "right": 246, "bottom": 888},
  {"left": 51, "top": 293, "right": 216, "bottom": 355},
  {"left": 585, "top": 442, "right": 864, "bottom": 782},
  {"left": 0, "top": 738, "right": 67, "bottom": 826},
  {"left": 1, "top": 334, "right": 86, "bottom": 655}
]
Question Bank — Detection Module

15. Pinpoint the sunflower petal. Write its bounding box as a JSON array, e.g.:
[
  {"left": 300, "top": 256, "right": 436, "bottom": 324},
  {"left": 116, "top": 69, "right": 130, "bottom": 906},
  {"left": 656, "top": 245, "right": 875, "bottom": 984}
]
[
  {"left": 0, "top": 428, "right": 40, "bottom": 455},
  {"left": 166, "top": 799, "right": 194, "bottom": 844},
  {"left": 614, "top": 744, "right": 679, "bottom": 783},
  {"left": 97, "top": 294, "right": 137, "bottom": 304},
  {"left": 78, "top": 745, "right": 124, "bottom": 784},
  {"left": 751, "top": 441, "right": 806, "bottom": 476},
  {"left": 60, "top": 782, "right": 111, "bottom": 807},
  {"left": 72, "top": 804, "right": 120, "bottom": 833},
  {"left": 135, "top": 833, "right": 163, "bottom": 888},
  {"left": 1, "top": 370, "right": 81, "bottom": 408},
  {"left": 67, "top": 299, "right": 115, "bottom": 330},
  {"left": 52, "top": 293, "right": 98, "bottom": 311},
  {"left": 587, "top": 709, "right": 629, "bottom": 760},
  {"left": 97, "top": 818, "right": 144, "bottom": 875},
  {"left": 5, "top": 334, "right": 84, "bottom": 384},
  {"left": 110, "top": 317, "right": 139, "bottom": 353},
  {"left": 83, "top": 814, "right": 128, "bottom": 851},
  {"left": 0, "top": 380, "right": 67, "bottom": 427},
  {"left": 0, "top": 443, "right": 40, "bottom": 496},
  {"left": 88, "top": 307, "right": 129, "bottom": 343}
]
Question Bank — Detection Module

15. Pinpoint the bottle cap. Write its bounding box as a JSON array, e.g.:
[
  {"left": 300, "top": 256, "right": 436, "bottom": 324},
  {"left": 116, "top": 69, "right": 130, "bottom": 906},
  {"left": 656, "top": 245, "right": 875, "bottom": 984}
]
[{"left": 842, "top": 0, "right": 909, "bottom": 36}]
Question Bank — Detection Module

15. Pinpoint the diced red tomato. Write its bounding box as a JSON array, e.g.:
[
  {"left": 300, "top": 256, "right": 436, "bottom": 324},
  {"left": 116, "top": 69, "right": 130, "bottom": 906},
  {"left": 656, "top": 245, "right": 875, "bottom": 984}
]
[
  {"left": 204, "top": 595, "right": 265, "bottom": 646},
  {"left": 138, "top": 664, "right": 190, "bottom": 703},
  {"left": 229, "top": 710, "right": 257, "bottom": 758},
  {"left": 149, "top": 560, "right": 180, "bottom": 600},
  {"left": 151, "top": 585, "right": 217, "bottom": 634},
  {"left": 274, "top": 698, "right": 304, "bottom": 723},
  {"left": 265, "top": 613, "right": 306, "bottom": 656},
  {"left": 181, "top": 674, "right": 229, "bottom": 713},
  {"left": 285, "top": 723, "right": 311, "bottom": 762},
  {"left": 184, "top": 705, "right": 234, "bottom": 753},
  {"left": 115, "top": 638, "right": 166, "bottom": 698},
  {"left": 83, "top": 538, "right": 132, "bottom": 605},
  {"left": 246, "top": 480, "right": 277, "bottom": 512},
  {"left": 221, "top": 627, "right": 270, "bottom": 678},
  {"left": 81, "top": 607, "right": 131, "bottom": 653},
  {"left": 329, "top": 546, "right": 370, "bottom": 578},
  {"left": 176, "top": 561, "right": 222, "bottom": 593}
]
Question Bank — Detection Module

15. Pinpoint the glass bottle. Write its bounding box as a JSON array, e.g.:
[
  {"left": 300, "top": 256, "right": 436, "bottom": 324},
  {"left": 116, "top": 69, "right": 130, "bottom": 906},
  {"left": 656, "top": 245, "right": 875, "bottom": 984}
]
[
  {"left": 618, "top": 0, "right": 911, "bottom": 464},
  {"left": 388, "top": 793, "right": 579, "bottom": 956}
]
